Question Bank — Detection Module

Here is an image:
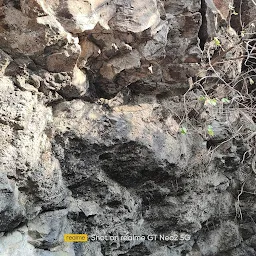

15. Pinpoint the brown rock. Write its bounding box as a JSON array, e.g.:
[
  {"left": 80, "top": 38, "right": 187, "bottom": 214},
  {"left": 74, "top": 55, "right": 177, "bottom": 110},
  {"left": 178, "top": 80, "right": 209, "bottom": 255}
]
[
  {"left": 213, "top": 0, "right": 232, "bottom": 20},
  {"left": 46, "top": 51, "right": 77, "bottom": 73}
]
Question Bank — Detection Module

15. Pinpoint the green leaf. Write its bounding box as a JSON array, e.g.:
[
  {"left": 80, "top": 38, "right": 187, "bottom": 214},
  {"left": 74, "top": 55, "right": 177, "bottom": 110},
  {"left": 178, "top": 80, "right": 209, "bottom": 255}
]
[
  {"left": 221, "top": 98, "right": 230, "bottom": 104},
  {"left": 198, "top": 95, "right": 206, "bottom": 101},
  {"left": 213, "top": 37, "right": 221, "bottom": 47},
  {"left": 210, "top": 98, "right": 217, "bottom": 106},
  {"left": 207, "top": 125, "right": 214, "bottom": 136},
  {"left": 232, "top": 11, "right": 238, "bottom": 15},
  {"left": 205, "top": 98, "right": 217, "bottom": 106},
  {"left": 249, "top": 78, "right": 255, "bottom": 85},
  {"left": 180, "top": 127, "right": 187, "bottom": 135}
]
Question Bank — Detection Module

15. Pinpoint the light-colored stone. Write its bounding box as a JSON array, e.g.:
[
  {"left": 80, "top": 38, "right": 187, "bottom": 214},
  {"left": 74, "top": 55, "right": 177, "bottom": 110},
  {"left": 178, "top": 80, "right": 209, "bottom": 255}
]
[
  {"left": 0, "top": 50, "right": 12, "bottom": 76},
  {"left": 0, "top": 0, "right": 255, "bottom": 255},
  {"left": 198, "top": 221, "right": 242, "bottom": 255}
]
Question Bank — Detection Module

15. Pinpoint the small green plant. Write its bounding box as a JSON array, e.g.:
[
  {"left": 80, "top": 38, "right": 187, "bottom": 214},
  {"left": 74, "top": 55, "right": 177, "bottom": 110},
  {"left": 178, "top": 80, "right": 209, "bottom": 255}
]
[
  {"left": 198, "top": 96, "right": 218, "bottom": 106},
  {"left": 205, "top": 98, "right": 217, "bottom": 106},
  {"left": 207, "top": 125, "right": 214, "bottom": 136},
  {"left": 198, "top": 95, "right": 206, "bottom": 101},
  {"left": 249, "top": 78, "right": 255, "bottom": 85},
  {"left": 180, "top": 127, "right": 187, "bottom": 135},
  {"left": 213, "top": 37, "right": 221, "bottom": 47},
  {"left": 221, "top": 98, "right": 230, "bottom": 104}
]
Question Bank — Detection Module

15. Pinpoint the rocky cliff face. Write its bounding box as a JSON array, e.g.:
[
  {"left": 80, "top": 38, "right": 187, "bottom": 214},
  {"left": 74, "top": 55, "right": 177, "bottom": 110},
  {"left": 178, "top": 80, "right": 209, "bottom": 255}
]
[{"left": 0, "top": 0, "right": 256, "bottom": 255}]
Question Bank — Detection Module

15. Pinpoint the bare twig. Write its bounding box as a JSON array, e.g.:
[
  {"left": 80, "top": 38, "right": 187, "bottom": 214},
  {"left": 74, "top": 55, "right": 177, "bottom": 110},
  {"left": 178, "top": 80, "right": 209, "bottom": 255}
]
[
  {"left": 236, "top": 182, "right": 245, "bottom": 220},
  {"left": 207, "top": 126, "right": 244, "bottom": 165},
  {"left": 244, "top": 131, "right": 256, "bottom": 141}
]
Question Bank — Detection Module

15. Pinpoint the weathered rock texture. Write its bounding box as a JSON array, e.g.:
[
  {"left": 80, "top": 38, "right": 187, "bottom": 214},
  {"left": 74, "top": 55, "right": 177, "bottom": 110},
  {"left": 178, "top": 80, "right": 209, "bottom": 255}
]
[{"left": 0, "top": 0, "right": 256, "bottom": 255}]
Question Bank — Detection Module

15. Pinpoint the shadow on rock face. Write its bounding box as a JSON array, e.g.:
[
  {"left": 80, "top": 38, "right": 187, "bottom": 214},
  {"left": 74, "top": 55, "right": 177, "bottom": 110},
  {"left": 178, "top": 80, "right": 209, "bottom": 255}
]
[{"left": 99, "top": 141, "right": 176, "bottom": 188}]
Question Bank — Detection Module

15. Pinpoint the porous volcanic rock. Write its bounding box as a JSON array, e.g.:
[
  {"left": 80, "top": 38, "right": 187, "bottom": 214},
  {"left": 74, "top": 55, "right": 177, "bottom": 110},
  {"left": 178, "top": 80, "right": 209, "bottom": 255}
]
[{"left": 0, "top": 0, "right": 256, "bottom": 255}]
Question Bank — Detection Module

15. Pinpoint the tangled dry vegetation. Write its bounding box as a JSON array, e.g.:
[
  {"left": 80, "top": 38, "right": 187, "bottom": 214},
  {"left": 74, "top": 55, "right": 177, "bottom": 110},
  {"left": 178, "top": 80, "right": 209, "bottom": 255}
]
[{"left": 176, "top": 17, "right": 256, "bottom": 220}]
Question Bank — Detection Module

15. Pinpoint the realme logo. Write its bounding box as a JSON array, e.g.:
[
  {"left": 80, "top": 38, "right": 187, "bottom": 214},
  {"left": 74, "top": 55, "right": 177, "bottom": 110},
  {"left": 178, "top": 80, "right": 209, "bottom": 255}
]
[{"left": 64, "top": 234, "right": 88, "bottom": 242}]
